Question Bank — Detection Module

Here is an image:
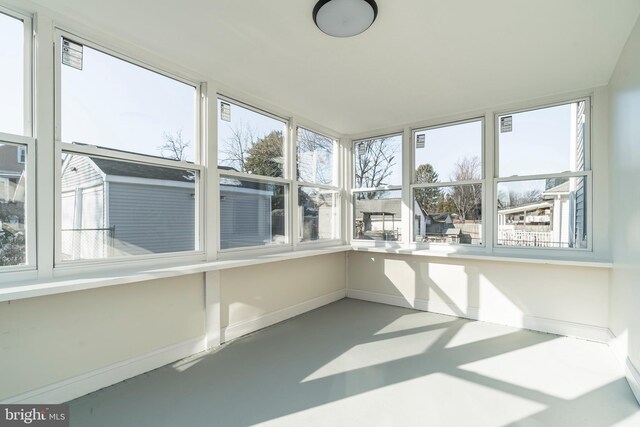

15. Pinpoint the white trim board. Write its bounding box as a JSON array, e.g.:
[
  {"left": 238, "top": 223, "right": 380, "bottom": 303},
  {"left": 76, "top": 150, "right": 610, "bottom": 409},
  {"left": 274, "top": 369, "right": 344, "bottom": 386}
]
[
  {"left": 222, "top": 289, "right": 346, "bottom": 343},
  {"left": 346, "top": 289, "right": 612, "bottom": 343},
  {"left": 2, "top": 337, "right": 205, "bottom": 404}
]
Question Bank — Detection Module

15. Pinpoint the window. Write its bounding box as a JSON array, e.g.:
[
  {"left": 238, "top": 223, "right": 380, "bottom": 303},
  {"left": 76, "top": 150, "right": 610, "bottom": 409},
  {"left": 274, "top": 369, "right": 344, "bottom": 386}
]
[
  {"left": 496, "top": 100, "right": 589, "bottom": 249},
  {"left": 412, "top": 119, "right": 483, "bottom": 245},
  {"left": 297, "top": 127, "right": 339, "bottom": 242},
  {"left": 353, "top": 135, "right": 403, "bottom": 241},
  {"left": 0, "top": 10, "right": 28, "bottom": 136},
  {"left": 0, "top": 9, "right": 32, "bottom": 270},
  {"left": 57, "top": 34, "right": 202, "bottom": 263},
  {"left": 217, "top": 98, "right": 289, "bottom": 250},
  {"left": 217, "top": 99, "right": 286, "bottom": 178}
]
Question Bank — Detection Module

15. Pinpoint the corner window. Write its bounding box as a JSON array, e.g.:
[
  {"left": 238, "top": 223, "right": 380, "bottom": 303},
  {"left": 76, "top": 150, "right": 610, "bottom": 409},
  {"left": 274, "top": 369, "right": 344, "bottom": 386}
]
[
  {"left": 0, "top": 10, "right": 28, "bottom": 137},
  {"left": 353, "top": 135, "right": 403, "bottom": 241},
  {"left": 496, "top": 100, "right": 589, "bottom": 249},
  {"left": 412, "top": 119, "right": 483, "bottom": 245},
  {"left": 56, "top": 34, "right": 202, "bottom": 263}
]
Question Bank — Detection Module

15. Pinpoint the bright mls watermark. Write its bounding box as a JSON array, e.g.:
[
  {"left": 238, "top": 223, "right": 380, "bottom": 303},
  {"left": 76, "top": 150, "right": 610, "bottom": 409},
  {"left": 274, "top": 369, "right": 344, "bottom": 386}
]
[{"left": 0, "top": 405, "right": 68, "bottom": 426}]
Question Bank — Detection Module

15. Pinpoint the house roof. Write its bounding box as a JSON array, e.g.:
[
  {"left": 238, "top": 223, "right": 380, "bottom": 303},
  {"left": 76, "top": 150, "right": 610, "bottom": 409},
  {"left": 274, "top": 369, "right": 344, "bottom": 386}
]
[
  {"left": 356, "top": 198, "right": 402, "bottom": 217},
  {"left": 498, "top": 201, "right": 552, "bottom": 215},
  {"left": 543, "top": 180, "right": 571, "bottom": 195},
  {"left": 90, "top": 157, "right": 194, "bottom": 183}
]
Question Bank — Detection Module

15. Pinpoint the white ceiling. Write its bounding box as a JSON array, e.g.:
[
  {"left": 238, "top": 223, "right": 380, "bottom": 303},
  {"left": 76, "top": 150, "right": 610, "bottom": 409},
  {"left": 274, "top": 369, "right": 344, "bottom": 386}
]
[{"left": 30, "top": 0, "right": 640, "bottom": 135}]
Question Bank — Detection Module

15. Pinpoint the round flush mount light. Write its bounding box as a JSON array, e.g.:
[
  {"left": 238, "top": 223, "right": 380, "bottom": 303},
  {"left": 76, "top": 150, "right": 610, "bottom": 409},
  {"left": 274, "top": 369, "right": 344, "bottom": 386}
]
[{"left": 313, "top": 0, "right": 378, "bottom": 38}]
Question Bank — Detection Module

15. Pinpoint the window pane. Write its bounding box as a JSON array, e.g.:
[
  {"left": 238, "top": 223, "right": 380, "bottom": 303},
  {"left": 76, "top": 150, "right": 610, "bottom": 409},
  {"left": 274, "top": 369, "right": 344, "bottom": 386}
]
[
  {"left": 0, "top": 12, "right": 25, "bottom": 136},
  {"left": 60, "top": 153, "right": 197, "bottom": 260},
  {"left": 218, "top": 100, "right": 286, "bottom": 178},
  {"left": 413, "top": 185, "right": 482, "bottom": 245},
  {"left": 297, "top": 128, "right": 334, "bottom": 185},
  {"left": 497, "top": 177, "right": 587, "bottom": 249},
  {"left": 299, "top": 187, "right": 338, "bottom": 242},
  {"left": 353, "top": 190, "right": 402, "bottom": 241},
  {"left": 498, "top": 101, "right": 586, "bottom": 177},
  {"left": 0, "top": 143, "right": 27, "bottom": 266},
  {"left": 354, "top": 135, "right": 402, "bottom": 188},
  {"left": 61, "top": 41, "right": 196, "bottom": 161},
  {"left": 414, "top": 120, "right": 482, "bottom": 183},
  {"left": 220, "top": 177, "right": 287, "bottom": 249}
]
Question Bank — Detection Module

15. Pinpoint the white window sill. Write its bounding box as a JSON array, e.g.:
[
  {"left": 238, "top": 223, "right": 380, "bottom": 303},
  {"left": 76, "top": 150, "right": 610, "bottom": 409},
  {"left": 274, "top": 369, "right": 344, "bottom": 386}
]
[
  {"left": 0, "top": 245, "right": 352, "bottom": 303},
  {"left": 350, "top": 246, "right": 613, "bottom": 269}
]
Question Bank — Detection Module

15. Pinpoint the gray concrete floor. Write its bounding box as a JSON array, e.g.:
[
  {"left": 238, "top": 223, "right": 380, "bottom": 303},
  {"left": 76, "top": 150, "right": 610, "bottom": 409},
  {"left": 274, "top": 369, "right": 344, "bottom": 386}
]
[{"left": 70, "top": 299, "right": 640, "bottom": 426}]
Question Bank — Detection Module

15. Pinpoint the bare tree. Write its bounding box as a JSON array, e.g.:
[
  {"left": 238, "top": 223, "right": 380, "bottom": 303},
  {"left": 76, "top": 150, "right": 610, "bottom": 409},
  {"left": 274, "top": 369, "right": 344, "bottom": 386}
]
[
  {"left": 159, "top": 129, "right": 190, "bottom": 161},
  {"left": 450, "top": 156, "right": 482, "bottom": 221},
  {"left": 355, "top": 138, "right": 400, "bottom": 199},
  {"left": 297, "top": 128, "right": 333, "bottom": 184},
  {"left": 218, "top": 120, "right": 258, "bottom": 172}
]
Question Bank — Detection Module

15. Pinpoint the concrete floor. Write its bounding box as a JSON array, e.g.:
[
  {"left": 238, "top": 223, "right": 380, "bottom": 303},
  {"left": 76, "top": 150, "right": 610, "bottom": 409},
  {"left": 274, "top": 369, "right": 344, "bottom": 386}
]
[{"left": 70, "top": 299, "right": 640, "bottom": 426}]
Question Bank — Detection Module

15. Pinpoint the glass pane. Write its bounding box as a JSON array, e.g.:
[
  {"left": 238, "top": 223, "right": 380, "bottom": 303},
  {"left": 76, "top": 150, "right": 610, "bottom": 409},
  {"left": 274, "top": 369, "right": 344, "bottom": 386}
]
[
  {"left": 0, "top": 143, "right": 27, "bottom": 266},
  {"left": 497, "top": 177, "right": 587, "bottom": 249},
  {"left": 413, "top": 185, "right": 482, "bottom": 245},
  {"left": 220, "top": 177, "right": 287, "bottom": 249},
  {"left": 297, "top": 128, "right": 334, "bottom": 185},
  {"left": 60, "top": 153, "right": 197, "bottom": 260},
  {"left": 218, "top": 100, "right": 286, "bottom": 178},
  {"left": 354, "top": 135, "right": 402, "bottom": 188},
  {"left": 414, "top": 120, "right": 482, "bottom": 183},
  {"left": 498, "top": 101, "right": 586, "bottom": 177},
  {"left": 61, "top": 41, "right": 196, "bottom": 161},
  {"left": 0, "top": 12, "right": 25, "bottom": 136},
  {"left": 353, "top": 190, "right": 402, "bottom": 241},
  {"left": 299, "top": 187, "right": 338, "bottom": 242}
]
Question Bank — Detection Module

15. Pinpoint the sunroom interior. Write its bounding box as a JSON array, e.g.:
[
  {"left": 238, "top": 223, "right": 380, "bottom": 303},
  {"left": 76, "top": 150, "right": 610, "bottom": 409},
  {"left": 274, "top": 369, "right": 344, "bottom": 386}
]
[{"left": 2, "top": 0, "right": 640, "bottom": 425}]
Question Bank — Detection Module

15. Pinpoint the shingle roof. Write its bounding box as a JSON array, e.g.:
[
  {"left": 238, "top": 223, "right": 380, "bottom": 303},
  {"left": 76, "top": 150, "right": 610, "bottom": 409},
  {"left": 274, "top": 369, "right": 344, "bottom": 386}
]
[{"left": 90, "top": 157, "right": 194, "bottom": 183}]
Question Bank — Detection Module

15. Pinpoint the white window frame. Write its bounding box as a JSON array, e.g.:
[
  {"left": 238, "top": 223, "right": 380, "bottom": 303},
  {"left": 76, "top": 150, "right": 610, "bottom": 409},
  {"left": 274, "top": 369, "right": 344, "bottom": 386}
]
[
  {"left": 0, "top": 6, "right": 34, "bottom": 275},
  {"left": 295, "top": 126, "right": 341, "bottom": 246},
  {"left": 53, "top": 29, "right": 206, "bottom": 270},
  {"left": 409, "top": 117, "right": 486, "bottom": 248},
  {"left": 493, "top": 97, "right": 592, "bottom": 253},
  {"left": 350, "top": 132, "right": 404, "bottom": 246},
  {"left": 216, "top": 95, "right": 295, "bottom": 256}
]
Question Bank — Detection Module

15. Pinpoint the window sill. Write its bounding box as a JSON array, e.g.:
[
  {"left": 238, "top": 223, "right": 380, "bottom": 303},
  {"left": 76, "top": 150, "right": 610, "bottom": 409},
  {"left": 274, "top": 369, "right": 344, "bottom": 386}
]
[
  {"left": 350, "top": 246, "right": 613, "bottom": 269},
  {"left": 0, "top": 245, "right": 352, "bottom": 303}
]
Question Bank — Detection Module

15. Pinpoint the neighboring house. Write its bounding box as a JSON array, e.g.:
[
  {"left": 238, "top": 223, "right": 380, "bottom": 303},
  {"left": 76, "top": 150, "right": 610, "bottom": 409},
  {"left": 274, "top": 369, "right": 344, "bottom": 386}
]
[
  {"left": 0, "top": 144, "right": 26, "bottom": 205},
  {"left": 60, "top": 155, "right": 196, "bottom": 260},
  {"left": 413, "top": 201, "right": 454, "bottom": 237},
  {"left": 497, "top": 180, "right": 580, "bottom": 248},
  {"left": 219, "top": 179, "right": 276, "bottom": 249}
]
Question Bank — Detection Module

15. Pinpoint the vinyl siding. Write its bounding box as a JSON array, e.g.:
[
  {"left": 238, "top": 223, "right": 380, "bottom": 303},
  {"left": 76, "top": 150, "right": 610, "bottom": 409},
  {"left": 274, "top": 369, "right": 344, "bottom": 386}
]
[{"left": 108, "top": 182, "right": 195, "bottom": 255}]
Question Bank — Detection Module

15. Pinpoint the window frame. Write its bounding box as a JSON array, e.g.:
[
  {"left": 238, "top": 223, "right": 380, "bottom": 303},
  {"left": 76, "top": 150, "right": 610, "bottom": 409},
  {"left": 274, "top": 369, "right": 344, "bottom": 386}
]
[
  {"left": 0, "top": 6, "right": 35, "bottom": 274},
  {"left": 295, "top": 126, "right": 342, "bottom": 245},
  {"left": 351, "top": 132, "right": 404, "bottom": 244},
  {"left": 410, "top": 117, "right": 486, "bottom": 248},
  {"left": 493, "top": 97, "right": 592, "bottom": 253},
  {"left": 53, "top": 29, "right": 206, "bottom": 269}
]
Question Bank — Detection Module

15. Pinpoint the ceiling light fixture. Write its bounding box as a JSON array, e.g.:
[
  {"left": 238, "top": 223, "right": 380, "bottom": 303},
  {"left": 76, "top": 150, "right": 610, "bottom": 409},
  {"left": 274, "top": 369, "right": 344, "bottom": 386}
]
[{"left": 313, "top": 0, "right": 378, "bottom": 38}]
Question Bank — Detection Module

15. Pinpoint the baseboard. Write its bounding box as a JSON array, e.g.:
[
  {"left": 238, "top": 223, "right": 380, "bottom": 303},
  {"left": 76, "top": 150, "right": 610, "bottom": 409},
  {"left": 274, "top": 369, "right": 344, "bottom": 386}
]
[
  {"left": 346, "top": 289, "right": 611, "bottom": 342},
  {"left": 2, "top": 336, "right": 205, "bottom": 404},
  {"left": 625, "top": 358, "right": 640, "bottom": 404},
  {"left": 222, "top": 289, "right": 346, "bottom": 343}
]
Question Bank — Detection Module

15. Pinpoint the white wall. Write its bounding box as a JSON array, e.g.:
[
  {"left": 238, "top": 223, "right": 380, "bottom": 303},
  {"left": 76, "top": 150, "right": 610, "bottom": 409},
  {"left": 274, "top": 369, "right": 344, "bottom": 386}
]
[
  {"left": 347, "top": 252, "right": 610, "bottom": 340},
  {"left": 221, "top": 253, "right": 346, "bottom": 339},
  {"left": 608, "top": 14, "right": 640, "bottom": 400},
  {"left": 0, "top": 254, "right": 347, "bottom": 402},
  {"left": 0, "top": 274, "right": 205, "bottom": 400}
]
